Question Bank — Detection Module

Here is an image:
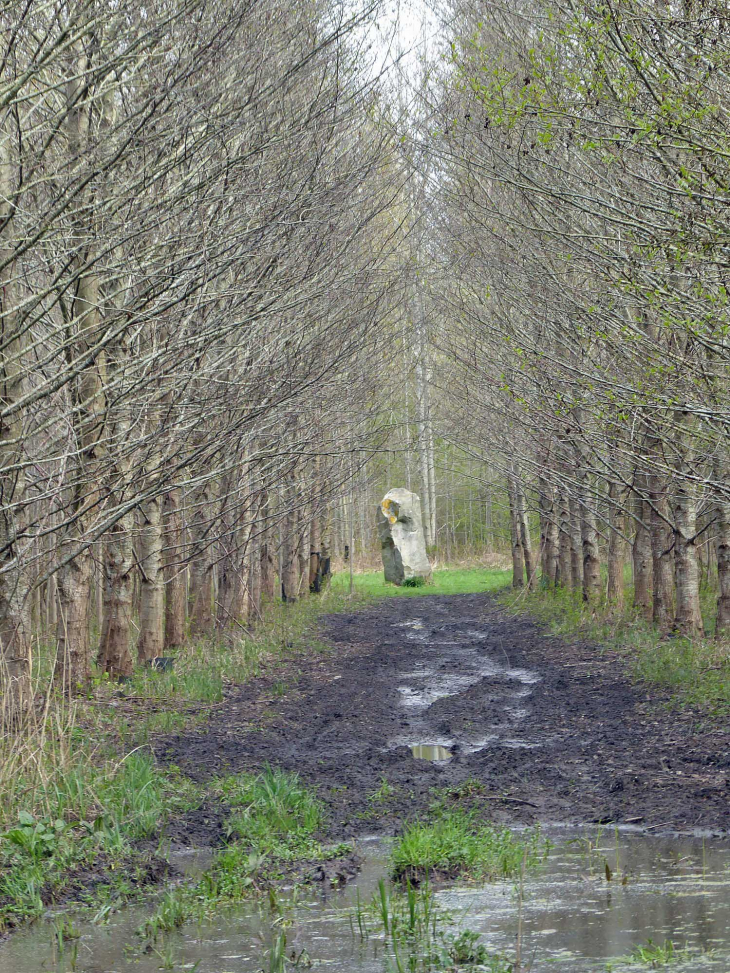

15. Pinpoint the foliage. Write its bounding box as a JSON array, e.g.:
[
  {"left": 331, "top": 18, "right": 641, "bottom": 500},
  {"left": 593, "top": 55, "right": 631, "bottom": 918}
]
[
  {"left": 350, "top": 878, "right": 513, "bottom": 972},
  {"left": 220, "top": 765, "right": 324, "bottom": 859},
  {"left": 391, "top": 810, "right": 547, "bottom": 882}
]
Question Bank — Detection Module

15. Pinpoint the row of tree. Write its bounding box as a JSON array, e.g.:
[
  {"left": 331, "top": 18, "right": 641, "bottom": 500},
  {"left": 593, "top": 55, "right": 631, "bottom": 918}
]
[
  {"left": 415, "top": 0, "right": 730, "bottom": 636},
  {"left": 0, "top": 0, "right": 410, "bottom": 723}
]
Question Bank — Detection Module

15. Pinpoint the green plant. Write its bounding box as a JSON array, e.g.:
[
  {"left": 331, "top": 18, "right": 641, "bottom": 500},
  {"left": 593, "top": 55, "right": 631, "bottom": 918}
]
[
  {"left": 220, "top": 766, "right": 324, "bottom": 860},
  {"left": 627, "top": 939, "right": 688, "bottom": 967},
  {"left": 402, "top": 577, "right": 427, "bottom": 588},
  {"left": 2, "top": 813, "right": 66, "bottom": 861},
  {"left": 268, "top": 932, "right": 288, "bottom": 973},
  {"left": 391, "top": 810, "right": 547, "bottom": 882},
  {"left": 369, "top": 777, "right": 396, "bottom": 803}
]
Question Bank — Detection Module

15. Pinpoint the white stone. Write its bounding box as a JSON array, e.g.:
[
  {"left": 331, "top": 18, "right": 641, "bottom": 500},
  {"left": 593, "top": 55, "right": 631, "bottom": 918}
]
[{"left": 377, "top": 488, "right": 432, "bottom": 585}]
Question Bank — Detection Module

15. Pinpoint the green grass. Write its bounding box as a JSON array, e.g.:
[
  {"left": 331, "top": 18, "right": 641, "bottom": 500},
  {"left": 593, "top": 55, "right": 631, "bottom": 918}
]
[
  {"left": 333, "top": 566, "right": 511, "bottom": 599},
  {"left": 139, "top": 767, "right": 351, "bottom": 941},
  {"left": 391, "top": 810, "right": 547, "bottom": 882},
  {"left": 0, "top": 752, "right": 203, "bottom": 933},
  {"left": 349, "top": 877, "right": 512, "bottom": 972},
  {"left": 219, "top": 765, "right": 324, "bottom": 860},
  {"left": 499, "top": 582, "right": 730, "bottom": 716},
  {"left": 605, "top": 939, "right": 694, "bottom": 969}
]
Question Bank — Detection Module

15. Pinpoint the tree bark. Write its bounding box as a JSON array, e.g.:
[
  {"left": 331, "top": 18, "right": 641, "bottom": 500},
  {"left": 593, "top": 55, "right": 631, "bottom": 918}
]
[
  {"left": 98, "top": 515, "right": 135, "bottom": 678},
  {"left": 0, "top": 116, "right": 32, "bottom": 723},
  {"left": 649, "top": 472, "right": 675, "bottom": 632},
  {"left": 189, "top": 480, "right": 215, "bottom": 633},
  {"left": 516, "top": 477, "right": 536, "bottom": 590},
  {"left": 137, "top": 495, "right": 165, "bottom": 664},
  {"left": 673, "top": 415, "right": 703, "bottom": 638},
  {"left": 557, "top": 490, "right": 572, "bottom": 587},
  {"left": 280, "top": 474, "right": 299, "bottom": 602},
  {"left": 163, "top": 488, "right": 186, "bottom": 651},
  {"left": 715, "top": 453, "right": 730, "bottom": 638},
  {"left": 632, "top": 479, "right": 653, "bottom": 620},
  {"left": 508, "top": 477, "right": 524, "bottom": 588},
  {"left": 569, "top": 493, "right": 584, "bottom": 593},
  {"left": 607, "top": 481, "right": 626, "bottom": 607}
]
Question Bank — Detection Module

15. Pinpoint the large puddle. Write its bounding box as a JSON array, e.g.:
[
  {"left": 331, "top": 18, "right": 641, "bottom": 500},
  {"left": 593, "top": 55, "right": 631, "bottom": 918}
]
[{"left": 3, "top": 828, "right": 730, "bottom": 972}]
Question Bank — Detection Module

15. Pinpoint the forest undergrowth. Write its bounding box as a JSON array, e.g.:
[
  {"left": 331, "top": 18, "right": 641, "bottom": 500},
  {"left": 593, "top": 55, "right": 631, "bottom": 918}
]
[
  {"left": 4, "top": 559, "right": 729, "bottom": 937},
  {"left": 500, "top": 576, "right": 730, "bottom": 718}
]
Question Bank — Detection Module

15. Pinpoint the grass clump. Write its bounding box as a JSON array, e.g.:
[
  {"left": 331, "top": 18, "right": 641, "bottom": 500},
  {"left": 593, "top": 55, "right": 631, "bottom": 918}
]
[
  {"left": 350, "top": 878, "right": 512, "bottom": 972},
  {"left": 605, "top": 939, "right": 693, "bottom": 970},
  {"left": 219, "top": 765, "right": 324, "bottom": 860},
  {"left": 391, "top": 810, "right": 546, "bottom": 883}
]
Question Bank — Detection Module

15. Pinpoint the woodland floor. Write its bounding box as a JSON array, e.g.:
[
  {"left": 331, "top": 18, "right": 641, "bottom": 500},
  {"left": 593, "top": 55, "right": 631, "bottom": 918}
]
[{"left": 158, "top": 592, "right": 730, "bottom": 846}]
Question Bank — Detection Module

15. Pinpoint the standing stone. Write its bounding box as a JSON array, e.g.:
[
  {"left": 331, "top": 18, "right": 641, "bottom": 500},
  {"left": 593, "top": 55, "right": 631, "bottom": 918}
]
[{"left": 377, "top": 488, "right": 432, "bottom": 585}]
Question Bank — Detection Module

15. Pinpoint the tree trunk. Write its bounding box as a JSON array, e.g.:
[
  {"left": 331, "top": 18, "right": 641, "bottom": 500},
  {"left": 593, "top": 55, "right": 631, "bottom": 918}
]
[
  {"left": 632, "top": 481, "right": 653, "bottom": 620},
  {"left": 673, "top": 419, "right": 703, "bottom": 637},
  {"left": 715, "top": 453, "right": 730, "bottom": 638},
  {"left": 516, "top": 478, "right": 536, "bottom": 591},
  {"left": 54, "top": 69, "right": 107, "bottom": 692},
  {"left": 580, "top": 485, "right": 601, "bottom": 604},
  {"left": 163, "top": 488, "right": 186, "bottom": 651},
  {"left": 259, "top": 488, "right": 276, "bottom": 603},
  {"left": 281, "top": 475, "right": 299, "bottom": 602},
  {"left": 309, "top": 504, "right": 322, "bottom": 592},
  {"left": 649, "top": 473, "right": 675, "bottom": 632},
  {"left": 569, "top": 493, "right": 584, "bottom": 593},
  {"left": 0, "top": 118, "right": 32, "bottom": 723},
  {"left": 248, "top": 534, "right": 262, "bottom": 626},
  {"left": 98, "top": 515, "right": 135, "bottom": 678},
  {"left": 508, "top": 478, "right": 524, "bottom": 588},
  {"left": 557, "top": 490, "right": 572, "bottom": 587},
  {"left": 607, "top": 481, "right": 625, "bottom": 607},
  {"left": 56, "top": 551, "right": 93, "bottom": 692},
  {"left": 538, "top": 477, "right": 559, "bottom": 585},
  {"left": 189, "top": 480, "right": 215, "bottom": 633},
  {"left": 137, "top": 495, "right": 165, "bottom": 664}
]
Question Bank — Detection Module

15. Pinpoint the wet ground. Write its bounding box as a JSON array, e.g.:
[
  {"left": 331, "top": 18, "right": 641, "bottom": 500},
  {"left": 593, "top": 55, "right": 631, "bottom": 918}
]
[
  {"left": 160, "top": 593, "right": 730, "bottom": 841},
  {"left": 3, "top": 592, "right": 730, "bottom": 971},
  {"left": 4, "top": 829, "right": 730, "bottom": 972}
]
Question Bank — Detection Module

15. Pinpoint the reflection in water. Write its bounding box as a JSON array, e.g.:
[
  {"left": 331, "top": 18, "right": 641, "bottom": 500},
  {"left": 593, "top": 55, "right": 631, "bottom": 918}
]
[
  {"left": 410, "top": 743, "right": 452, "bottom": 761},
  {"left": 2, "top": 830, "right": 730, "bottom": 973}
]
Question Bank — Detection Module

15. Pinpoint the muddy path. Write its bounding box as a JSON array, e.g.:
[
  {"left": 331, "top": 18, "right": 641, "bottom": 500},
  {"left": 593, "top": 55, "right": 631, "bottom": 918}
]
[{"left": 158, "top": 593, "right": 730, "bottom": 843}]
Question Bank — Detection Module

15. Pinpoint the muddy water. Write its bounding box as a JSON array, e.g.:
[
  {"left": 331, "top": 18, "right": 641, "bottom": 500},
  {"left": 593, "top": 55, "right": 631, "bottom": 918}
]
[
  {"left": 390, "top": 613, "right": 543, "bottom": 756},
  {"left": 3, "top": 829, "right": 730, "bottom": 972},
  {"left": 5, "top": 609, "right": 730, "bottom": 971}
]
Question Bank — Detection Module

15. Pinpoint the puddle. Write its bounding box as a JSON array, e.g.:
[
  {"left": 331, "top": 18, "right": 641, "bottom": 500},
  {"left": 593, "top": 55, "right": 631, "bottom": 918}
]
[
  {"left": 390, "top": 613, "right": 542, "bottom": 754},
  {"left": 410, "top": 743, "right": 452, "bottom": 761},
  {"left": 3, "top": 830, "right": 730, "bottom": 972}
]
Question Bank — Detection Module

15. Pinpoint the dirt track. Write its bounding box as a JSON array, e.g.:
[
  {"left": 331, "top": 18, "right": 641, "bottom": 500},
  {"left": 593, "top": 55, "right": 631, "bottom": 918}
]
[{"left": 158, "top": 593, "right": 730, "bottom": 844}]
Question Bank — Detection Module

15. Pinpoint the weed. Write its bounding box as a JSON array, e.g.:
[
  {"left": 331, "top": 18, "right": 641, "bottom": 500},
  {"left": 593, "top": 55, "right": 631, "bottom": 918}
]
[
  {"left": 402, "top": 577, "right": 427, "bottom": 588},
  {"left": 220, "top": 766, "right": 324, "bottom": 860},
  {"left": 349, "top": 878, "right": 511, "bottom": 972},
  {"left": 369, "top": 777, "right": 396, "bottom": 803},
  {"left": 627, "top": 939, "right": 688, "bottom": 966},
  {"left": 392, "top": 810, "right": 547, "bottom": 882}
]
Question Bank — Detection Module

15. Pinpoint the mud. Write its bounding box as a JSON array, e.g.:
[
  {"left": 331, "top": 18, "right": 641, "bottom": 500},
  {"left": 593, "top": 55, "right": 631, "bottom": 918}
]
[{"left": 157, "top": 594, "right": 730, "bottom": 844}]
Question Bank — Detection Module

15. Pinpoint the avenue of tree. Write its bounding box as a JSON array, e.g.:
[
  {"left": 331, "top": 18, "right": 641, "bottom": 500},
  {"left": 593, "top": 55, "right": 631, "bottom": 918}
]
[{"left": 2, "top": 0, "right": 730, "bottom": 727}]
